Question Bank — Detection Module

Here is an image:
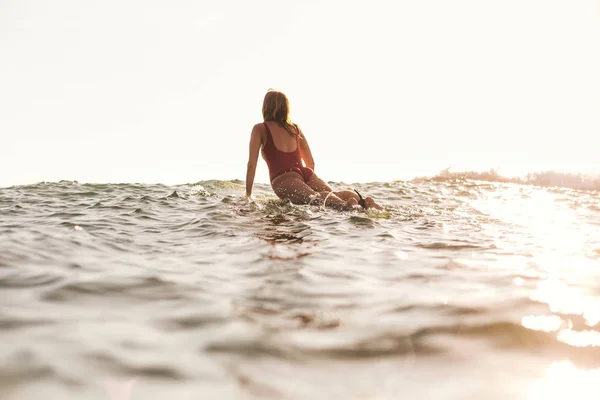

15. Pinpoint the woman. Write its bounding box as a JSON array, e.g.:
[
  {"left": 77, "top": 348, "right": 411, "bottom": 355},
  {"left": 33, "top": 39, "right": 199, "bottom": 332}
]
[{"left": 244, "top": 90, "right": 382, "bottom": 211}]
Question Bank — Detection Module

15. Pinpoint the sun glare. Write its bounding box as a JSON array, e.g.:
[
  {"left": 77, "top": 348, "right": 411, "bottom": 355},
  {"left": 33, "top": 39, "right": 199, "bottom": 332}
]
[
  {"left": 528, "top": 361, "right": 600, "bottom": 399},
  {"left": 529, "top": 280, "right": 600, "bottom": 327},
  {"left": 521, "top": 315, "right": 564, "bottom": 333}
]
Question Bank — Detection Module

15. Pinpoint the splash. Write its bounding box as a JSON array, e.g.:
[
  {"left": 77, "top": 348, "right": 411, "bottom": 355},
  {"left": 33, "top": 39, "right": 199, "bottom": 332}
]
[
  {"left": 365, "top": 208, "right": 393, "bottom": 219},
  {"left": 188, "top": 184, "right": 212, "bottom": 197}
]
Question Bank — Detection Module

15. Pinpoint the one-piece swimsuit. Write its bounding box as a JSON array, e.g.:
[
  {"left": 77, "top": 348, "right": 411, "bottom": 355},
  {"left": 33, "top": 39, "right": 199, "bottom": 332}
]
[{"left": 262, "top": 122, "right": 314, "bottom": 183}]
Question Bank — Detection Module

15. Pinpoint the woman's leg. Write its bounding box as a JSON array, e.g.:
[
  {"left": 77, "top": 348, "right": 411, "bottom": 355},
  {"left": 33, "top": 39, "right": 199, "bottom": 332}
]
[
  {"left": 306, "top": 173, "right": 333, "bottom": 192},
  {"left": 307, "top": 174, "right": 360, "bottom": 201},
  {"left": 305, "top": 172, "right": 382, "bottom": 210},
  {"left": 335, "top": 191, "right": 383, "bottom": 209},
  {"left": 272, "top": 172, "right": 355, "bottom": 210},
  {"left": 334, "top": 190, "right": 360, "bottom": 202}
]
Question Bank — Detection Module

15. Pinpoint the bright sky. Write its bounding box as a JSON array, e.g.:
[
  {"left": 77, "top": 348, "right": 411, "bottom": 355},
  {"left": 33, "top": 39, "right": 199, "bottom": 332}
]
[{"left": 1, "top": 0, "right": 599, "bottom": 187}]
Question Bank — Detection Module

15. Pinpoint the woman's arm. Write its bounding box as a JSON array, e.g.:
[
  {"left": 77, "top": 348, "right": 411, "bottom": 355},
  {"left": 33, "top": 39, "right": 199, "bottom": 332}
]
[
  {"left": 245, "top": 124, "right": 263, "bottom": 197},
  {"left": 298, "top": 128, "right": 315, "bottom": 170}
]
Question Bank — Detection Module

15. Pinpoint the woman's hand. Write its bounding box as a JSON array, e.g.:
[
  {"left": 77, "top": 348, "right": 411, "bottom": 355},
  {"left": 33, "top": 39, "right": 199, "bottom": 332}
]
[{"left": 243, "top": 191, "right": 254, "bottom": 202}]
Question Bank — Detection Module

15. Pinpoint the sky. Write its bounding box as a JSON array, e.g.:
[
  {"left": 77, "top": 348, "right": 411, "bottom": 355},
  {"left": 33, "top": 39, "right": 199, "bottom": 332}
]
[{"left": 1, "top": 0, "right": 599, "bottom": 187}]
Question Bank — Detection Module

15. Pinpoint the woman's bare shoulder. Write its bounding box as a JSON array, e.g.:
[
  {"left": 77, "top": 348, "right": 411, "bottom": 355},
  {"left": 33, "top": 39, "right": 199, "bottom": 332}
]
[
  {"left": 252, "top": 122, "right": 269, "bottom": 137},
  {"left": 252, "top": 122, "right": 266, "bottom": 131},
  {"left": 251, "top": 122, "right": 267, "bottom": 144}
]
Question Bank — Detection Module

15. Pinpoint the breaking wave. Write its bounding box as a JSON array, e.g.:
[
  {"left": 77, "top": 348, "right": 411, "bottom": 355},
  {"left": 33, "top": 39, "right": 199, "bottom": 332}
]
[{"left": 417, "top": 168, "right": 600, "bottom": 191}]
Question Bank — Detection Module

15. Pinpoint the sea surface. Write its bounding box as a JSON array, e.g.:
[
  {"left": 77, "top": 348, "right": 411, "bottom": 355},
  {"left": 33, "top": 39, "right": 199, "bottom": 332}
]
[{"left": 1, "top": 176, "right": 600, "bottom": 399}]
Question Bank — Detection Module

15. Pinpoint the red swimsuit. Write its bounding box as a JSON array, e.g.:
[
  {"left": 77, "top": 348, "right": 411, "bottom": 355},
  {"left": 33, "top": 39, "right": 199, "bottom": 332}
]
[{"left": 262, "top": 122, "right": 314, "bottom": 183}]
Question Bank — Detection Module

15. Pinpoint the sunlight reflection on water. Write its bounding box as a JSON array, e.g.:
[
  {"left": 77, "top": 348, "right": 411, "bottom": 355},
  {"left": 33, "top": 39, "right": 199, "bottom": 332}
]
[{"left": 529, "top": 361, "right": 600, "bottom": 400}]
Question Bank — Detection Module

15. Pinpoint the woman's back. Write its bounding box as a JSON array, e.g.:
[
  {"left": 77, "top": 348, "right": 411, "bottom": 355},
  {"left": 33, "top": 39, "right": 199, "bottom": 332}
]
[{"left": 263, "top": 121, "right": 298, "bottom": 152}]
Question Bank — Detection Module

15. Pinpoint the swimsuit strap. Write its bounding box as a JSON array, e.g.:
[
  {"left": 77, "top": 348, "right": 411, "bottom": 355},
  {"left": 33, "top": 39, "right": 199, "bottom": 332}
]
[
  {"left": 293, "top": 124, "right": 301, "bottom": 150},
  {"left": 263, "top": 122, "right": 274, "bottom": 148}
]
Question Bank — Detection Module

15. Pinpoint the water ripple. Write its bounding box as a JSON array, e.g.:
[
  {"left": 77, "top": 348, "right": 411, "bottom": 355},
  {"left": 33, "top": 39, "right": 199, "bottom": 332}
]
[{"left": 1, "top": 179, "right": 599, "bottom": 399}]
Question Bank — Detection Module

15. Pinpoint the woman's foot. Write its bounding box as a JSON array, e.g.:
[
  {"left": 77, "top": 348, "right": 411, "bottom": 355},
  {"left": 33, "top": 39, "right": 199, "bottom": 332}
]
[{"left": 364, "top": 197, "right": 383, "bottom": 210}]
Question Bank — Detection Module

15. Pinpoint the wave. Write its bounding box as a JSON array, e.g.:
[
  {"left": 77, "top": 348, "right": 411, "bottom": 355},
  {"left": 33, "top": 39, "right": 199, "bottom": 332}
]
[
  {"left": 415, "top": 168, "right": 600, "bottom": 191},
  {"left": 4, "top": 172, "right": 600, "bottom": 193}
]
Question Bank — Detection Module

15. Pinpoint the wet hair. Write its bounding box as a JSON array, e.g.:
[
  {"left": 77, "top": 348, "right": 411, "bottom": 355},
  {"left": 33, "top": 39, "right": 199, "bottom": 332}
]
[{"left": 262, "top": 89, "right": 295, "bottom": 134}]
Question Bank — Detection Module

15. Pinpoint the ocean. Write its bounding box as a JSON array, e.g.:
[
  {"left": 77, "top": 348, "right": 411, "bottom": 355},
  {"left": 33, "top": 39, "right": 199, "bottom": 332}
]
[{"left": 1, "top": 173, "right": 600, "bottom": 399}]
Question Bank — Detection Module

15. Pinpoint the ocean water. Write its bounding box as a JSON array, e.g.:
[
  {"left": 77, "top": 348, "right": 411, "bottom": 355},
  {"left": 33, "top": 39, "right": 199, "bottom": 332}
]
[{"left": 1, "top": 176, "right": 600, "bottom": 399}]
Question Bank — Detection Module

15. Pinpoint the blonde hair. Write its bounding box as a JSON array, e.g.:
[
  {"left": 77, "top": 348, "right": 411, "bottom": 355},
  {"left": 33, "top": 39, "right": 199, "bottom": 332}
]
[{"left": 262, "top": 90, "right": 295, "bottom": 133}]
